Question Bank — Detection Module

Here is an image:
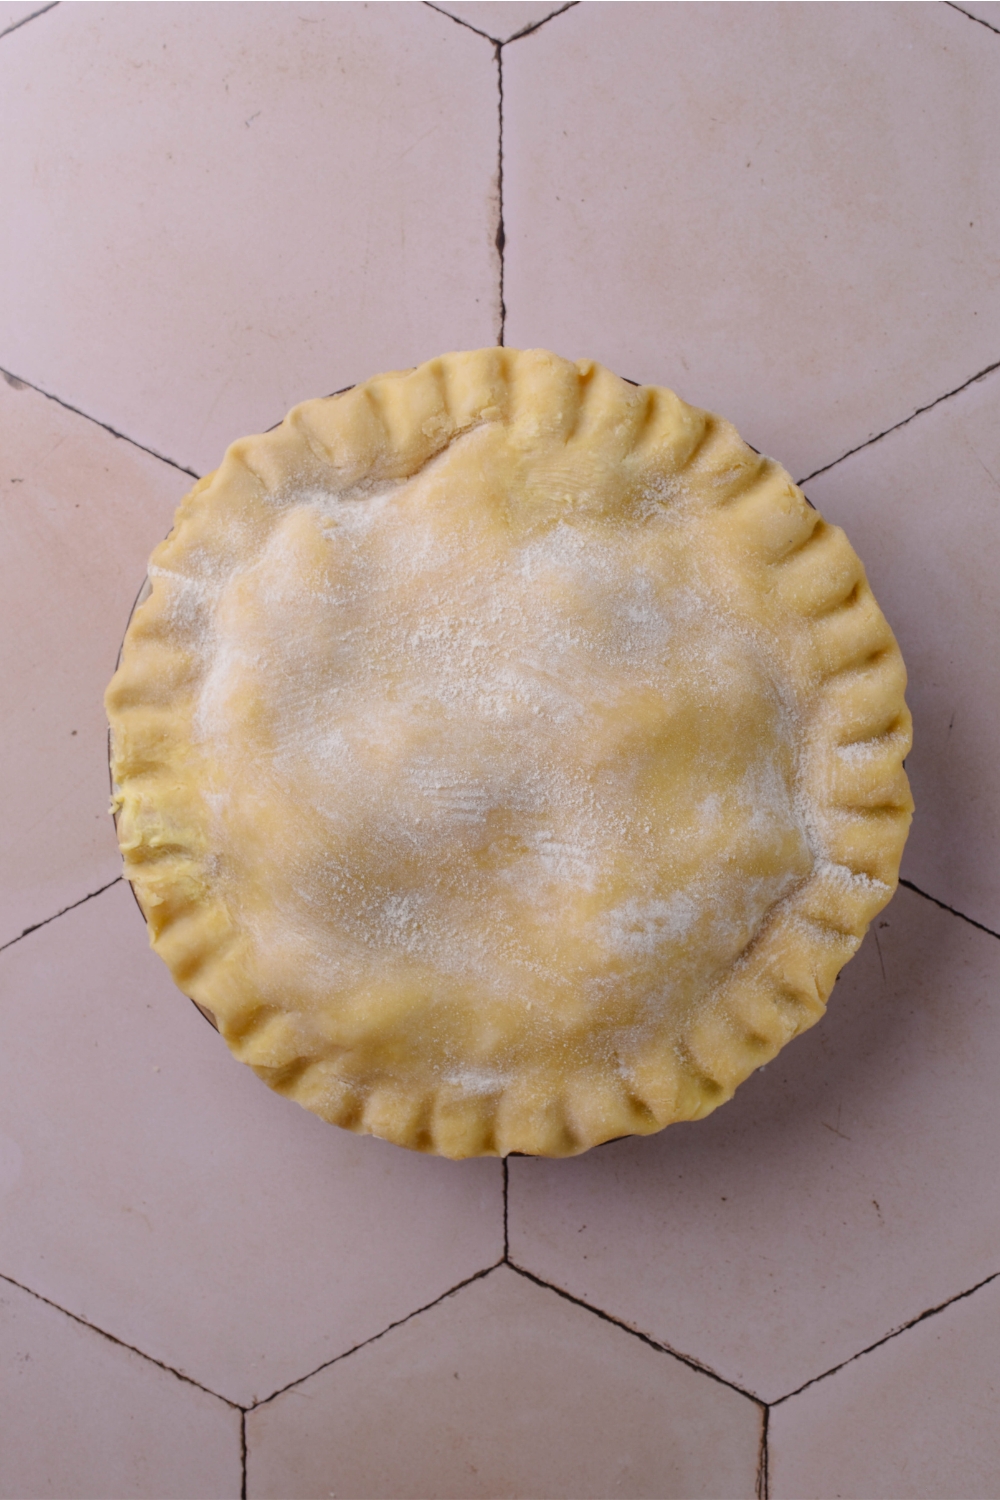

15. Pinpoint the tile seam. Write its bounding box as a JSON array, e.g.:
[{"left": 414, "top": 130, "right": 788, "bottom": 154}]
[
  {"left": 946, "top": 0, "right": 1000, "bottom": 34},
  {"left": 422, "top": 0, "right": 577, "bottom": 352},
  {"left": 507, "top": 1260, "right": 762, "bottom": 1404},
  {"left": 495, "top": 41, "right": 506, "bottom": 345},
  {"left": 0, "top": 0, "right": 57, "bottom": 41},
  {"left": 756, "top": 1405, "right": 770, "bottom": 1500},
  {"left": 240, "top": 1410, "right": 247, "bottom": 1500},
  {"left": 504, "top": 1, "right": 580, "bottom": 45},
  {"left": 422, "top": 2, "right": 578, "bottom": 46},
  {"left": 0, "top": 876, "right": 122, "bottom": 957},
  {"left": 898, "top": 877, "right": 1000, "bottom": 943},
  {"left": 248, "top": 1261, "right": 505, "bottom": 1410},
  {"left": 403, "top": 9, "right": 510, "bottom": 339},
  {"left": 423, "top": 1, "right": 496, "bottom": 43},
  {"left": 0, "top": 367, "right": 200, "bottom": 480},
  {"left": 502, "top": 1157, "right": 510, "bottom": 1260},
  {"left": 770, "top": 1266, "right": 1000, "bottom": 1407},
  {"left": 0, "top": 1268, "right": 240, "bottom": 1410},
  {"left": 796, "top": 355, "right": 1000, "bottom": 485}
]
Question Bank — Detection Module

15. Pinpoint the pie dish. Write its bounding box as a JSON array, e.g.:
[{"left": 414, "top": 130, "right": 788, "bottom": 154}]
[{"left": 106, "top": 348, "right": 913, "bottom": 1159}]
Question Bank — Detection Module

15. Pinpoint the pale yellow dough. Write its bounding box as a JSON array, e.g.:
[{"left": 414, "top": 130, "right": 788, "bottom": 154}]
[{"left": 106, "top": 349, "right": 913, "bottom": 1158}]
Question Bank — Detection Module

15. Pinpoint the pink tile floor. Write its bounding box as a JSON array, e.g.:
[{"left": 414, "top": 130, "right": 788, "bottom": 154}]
[{"left": 2, "top": 3, "right": 999, "bottom": 1496}]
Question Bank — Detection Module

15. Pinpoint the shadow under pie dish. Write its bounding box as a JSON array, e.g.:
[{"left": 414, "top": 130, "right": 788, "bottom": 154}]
[{"left": 105, "top": 348, "right": 913, "bottom": 1159}]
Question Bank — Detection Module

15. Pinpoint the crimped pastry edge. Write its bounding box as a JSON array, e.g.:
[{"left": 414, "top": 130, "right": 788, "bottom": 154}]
[{"left": 106, "top": 348, "right": 913, "bottom": 1158}]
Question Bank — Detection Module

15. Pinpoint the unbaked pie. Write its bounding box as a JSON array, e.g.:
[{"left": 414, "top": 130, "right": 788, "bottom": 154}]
[{"left": 106, "top": 348, "right": 912, "bottom": 1158}]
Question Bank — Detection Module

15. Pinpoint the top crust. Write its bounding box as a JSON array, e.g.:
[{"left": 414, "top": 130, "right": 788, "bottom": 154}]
[{"left": 106, "top": 349, "right": 913, "bottom": 1158}]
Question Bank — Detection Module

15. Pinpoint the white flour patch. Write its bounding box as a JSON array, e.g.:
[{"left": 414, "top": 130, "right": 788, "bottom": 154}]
[{"left": 189, "top": 425, "right": 818, "bottom": 1053}]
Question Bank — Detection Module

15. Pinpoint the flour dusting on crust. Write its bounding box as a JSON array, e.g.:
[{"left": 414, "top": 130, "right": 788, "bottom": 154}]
[{"left": 106, "top": 349, "right": 912, "bottom": 1157}]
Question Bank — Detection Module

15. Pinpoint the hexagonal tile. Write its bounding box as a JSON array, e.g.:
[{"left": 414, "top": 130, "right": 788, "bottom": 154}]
[
  {"left": 769, "top": 1273, "right": 1000, "bottom": 1499},
  {"left": 502, "top": 2, "right": 1000, "bottom": 480},
  {"left": 0, "top": 1, "right": 499, "bottom": 476},
  {"left": 0, "top": 374, "right": 186, "bottom": 950},
  {"left": 0, "top": 882, "right": 503, "bottom": 1405},
  {"left": 434, "top": 2, "right": 571, "bottom": 43},
  {"left": 509, "top": 887, "right": 1000, "bottom": 1401},
  {"left": 0, "top": 1273, "right": 240, "bottom": 1499},
  {"left": 246, "top": 1264, "right": 762, "bottom": 1499},
  {"left": 806, "top": 364, "right": 1000, "bottom": 934}
]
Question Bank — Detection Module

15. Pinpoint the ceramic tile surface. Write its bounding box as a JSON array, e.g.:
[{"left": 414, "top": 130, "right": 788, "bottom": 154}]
[
  {"left": 4, "top": 1, "right": 999, "bottom": 1494},
  {"left": 246, "top": 1265, "right": 761, "bottom": 1500},
  {"left": 503, "top": 2, "right": 1000, "bottom": 481},
  {"left": 509, "top": 887, "right": 1000, "bottom": 1401},
  {"left": 0, "top": 1, "right": 499, "bottom": 475},
  {"left": 769, "top": 1273, "right": 1000, "bottom": 1499},
  {"left": 805, "top": 365, "right": 1000, "bottom": 934},
  {"left": 0, "top": 883, "right": 503, "bottom": 1406},
  {"left": 0, "top": 1275, "right": 241, "bottom": 1500},
  {"left": 0, "top": 376, "right": 186, "bottom": 950}
]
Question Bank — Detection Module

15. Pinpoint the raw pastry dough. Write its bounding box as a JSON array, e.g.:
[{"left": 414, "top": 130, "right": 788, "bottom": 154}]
[{"left": 106, "top": 349, "right": 912, "bottom": 1157}]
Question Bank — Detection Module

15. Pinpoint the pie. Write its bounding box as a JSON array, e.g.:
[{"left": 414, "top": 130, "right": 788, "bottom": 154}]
[{"left": 106, "top": 348, "right": 913, "bottom": 1158}]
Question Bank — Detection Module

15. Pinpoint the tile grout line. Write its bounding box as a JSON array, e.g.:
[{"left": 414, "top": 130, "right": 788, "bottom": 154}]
[
  {"left": 495, "top": 41, "right": 506, "bottom": 345},
  {"left": 796, "top": 355, "right": 1000, "bottom": 485},
  {"left": 502, "top": 1, "right": 580, "bottom": 45},
  {"left": 946, "top": 0, "right": 1000, "bottom": 34},
  {"left": 422, "top": 1, "right": 578, "bottom": 46},
  {"left": 0, "top": 1269, "right": 240, "bottom": 1410},
  {"left": 0, "top": 876, "right": 122, "bottom": 957},
  {"left": 0, "top": 0, "right": 57, "bottom": 41},
  {"left": 240, "top": 1410, "right": 247, "bottom": 1500},
  {"left": 502, "top": 1157, "right": 510, "bottom": 1260},
  {"left": 422, "top": 0, "right": 582, "bottom": 351},
  {"left": 756, "top": 1405, "right": 770, "bottom": 1500},
  {"left": 423, "top": 1, "right": 495, "bottom": 43},
  {"left": 249, "top": 1262, "right": 505, "bottom": 1410},
  {"left": 771, "top": 1266, "right": 1000, "bottom": 1407},
  {"left": 507, "top": 1260, "right": 763, "bottom": 1404},
  {"left": 0, "top": 367, "right": 200, "bottom": 480},
  {"left": 898, "top": 877, "right": 1000, "bottom": 943}
]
